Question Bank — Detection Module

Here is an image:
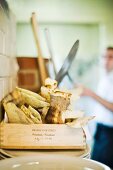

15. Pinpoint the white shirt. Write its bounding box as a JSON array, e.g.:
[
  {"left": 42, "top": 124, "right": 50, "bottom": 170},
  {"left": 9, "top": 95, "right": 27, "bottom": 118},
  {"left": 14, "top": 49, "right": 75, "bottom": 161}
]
[{"left": 94, "top": 70, "right": 113, "bottom": 127}]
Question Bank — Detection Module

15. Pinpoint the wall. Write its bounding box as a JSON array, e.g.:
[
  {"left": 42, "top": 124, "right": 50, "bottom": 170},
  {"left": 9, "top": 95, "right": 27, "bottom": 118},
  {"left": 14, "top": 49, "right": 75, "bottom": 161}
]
[
  {"left": 6, "top": 0, "right": 113, "bottom": 88},
  {"left": 0, "top": 2, "right": 18, "bottom": 99},
  {"left": 7, "top": 0, "right": 113, "bottom": 46},
  {"left": 16, "top": 23, "right": 100, "bottom": 60},
  {"left": 0, "top": 1, "right": 18, "bottom": 122}
]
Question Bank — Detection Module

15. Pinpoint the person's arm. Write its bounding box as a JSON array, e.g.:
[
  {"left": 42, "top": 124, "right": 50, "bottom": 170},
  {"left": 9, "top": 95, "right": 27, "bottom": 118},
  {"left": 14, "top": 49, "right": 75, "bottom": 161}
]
[{"left": 81, "top": 86, "right": 113, "bottom": 112}]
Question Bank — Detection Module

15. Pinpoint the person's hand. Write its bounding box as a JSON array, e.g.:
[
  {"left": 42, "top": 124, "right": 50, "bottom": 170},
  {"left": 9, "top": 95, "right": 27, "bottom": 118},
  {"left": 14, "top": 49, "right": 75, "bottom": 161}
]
[{"left": 76, "top": 85, "right": 94, "bottom": 97}]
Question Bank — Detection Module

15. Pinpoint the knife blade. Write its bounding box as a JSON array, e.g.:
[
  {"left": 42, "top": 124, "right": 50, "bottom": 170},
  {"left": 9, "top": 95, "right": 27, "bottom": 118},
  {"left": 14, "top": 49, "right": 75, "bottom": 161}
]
[{"left": 55, "top": 40, "right": 79, "bottom": 84}]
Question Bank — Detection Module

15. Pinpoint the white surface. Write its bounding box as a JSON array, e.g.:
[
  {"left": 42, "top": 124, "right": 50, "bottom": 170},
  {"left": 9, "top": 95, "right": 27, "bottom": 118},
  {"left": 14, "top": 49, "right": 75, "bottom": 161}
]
[{"left": 0, "top": 156, "right": 110, "bottom": 170}]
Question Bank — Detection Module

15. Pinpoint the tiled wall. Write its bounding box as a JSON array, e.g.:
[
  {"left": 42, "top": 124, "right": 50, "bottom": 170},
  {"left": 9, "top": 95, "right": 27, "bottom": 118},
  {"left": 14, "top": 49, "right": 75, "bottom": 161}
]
[
  {"left": 0, "top": 1, "right": 18, "bottom": 105},
  {"left": 0, "top": 2, "right": 16, "bottom": 58}
]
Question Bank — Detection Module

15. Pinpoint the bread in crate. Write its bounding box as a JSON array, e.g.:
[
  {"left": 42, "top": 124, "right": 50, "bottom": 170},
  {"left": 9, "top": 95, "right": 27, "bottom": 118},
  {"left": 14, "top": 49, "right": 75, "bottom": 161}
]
[{"left": 0, "top": 78, "right": 94, "bottom": 149}]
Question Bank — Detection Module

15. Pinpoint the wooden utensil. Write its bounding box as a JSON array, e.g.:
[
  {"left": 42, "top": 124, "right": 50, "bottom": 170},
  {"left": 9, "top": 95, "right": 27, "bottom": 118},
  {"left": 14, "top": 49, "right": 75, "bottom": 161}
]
[{"left": 31, "top": 12, "right": 48, "bottom": 85}]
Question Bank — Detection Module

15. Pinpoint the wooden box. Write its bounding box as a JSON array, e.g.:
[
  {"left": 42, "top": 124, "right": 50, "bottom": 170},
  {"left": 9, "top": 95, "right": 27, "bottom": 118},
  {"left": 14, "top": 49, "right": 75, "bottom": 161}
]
[{"left": 0, "top": 123, "right": 86, "bottom": 150}]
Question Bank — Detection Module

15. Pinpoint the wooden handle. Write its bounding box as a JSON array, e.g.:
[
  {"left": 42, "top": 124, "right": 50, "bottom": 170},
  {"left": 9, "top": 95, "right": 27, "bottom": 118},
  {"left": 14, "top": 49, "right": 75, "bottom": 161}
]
[
  {"left": 31, "top": 12, "right": 42, "bottom": 57},
  {"left": 31, "top": 12, "right": 48, "bottom": 85}
]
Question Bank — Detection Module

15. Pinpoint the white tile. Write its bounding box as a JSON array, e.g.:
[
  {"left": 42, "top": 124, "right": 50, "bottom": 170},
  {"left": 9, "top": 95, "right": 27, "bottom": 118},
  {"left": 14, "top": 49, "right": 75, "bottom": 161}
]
[{"left": 0, "top": 29, "right": 5, "bottom": 54}]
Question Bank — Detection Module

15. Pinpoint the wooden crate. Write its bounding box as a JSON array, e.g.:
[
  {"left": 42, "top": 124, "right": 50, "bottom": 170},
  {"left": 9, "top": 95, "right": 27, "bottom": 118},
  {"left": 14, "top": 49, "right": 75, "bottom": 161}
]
[{"left": 0, "top": 123, "right": 86, "bottom": 150}]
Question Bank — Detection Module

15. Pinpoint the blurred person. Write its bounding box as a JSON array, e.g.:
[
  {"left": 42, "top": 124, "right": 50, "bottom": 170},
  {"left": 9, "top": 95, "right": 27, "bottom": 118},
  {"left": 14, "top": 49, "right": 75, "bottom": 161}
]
[{"left": 80, "top": 47, "right": 113, "bottom": 168}]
